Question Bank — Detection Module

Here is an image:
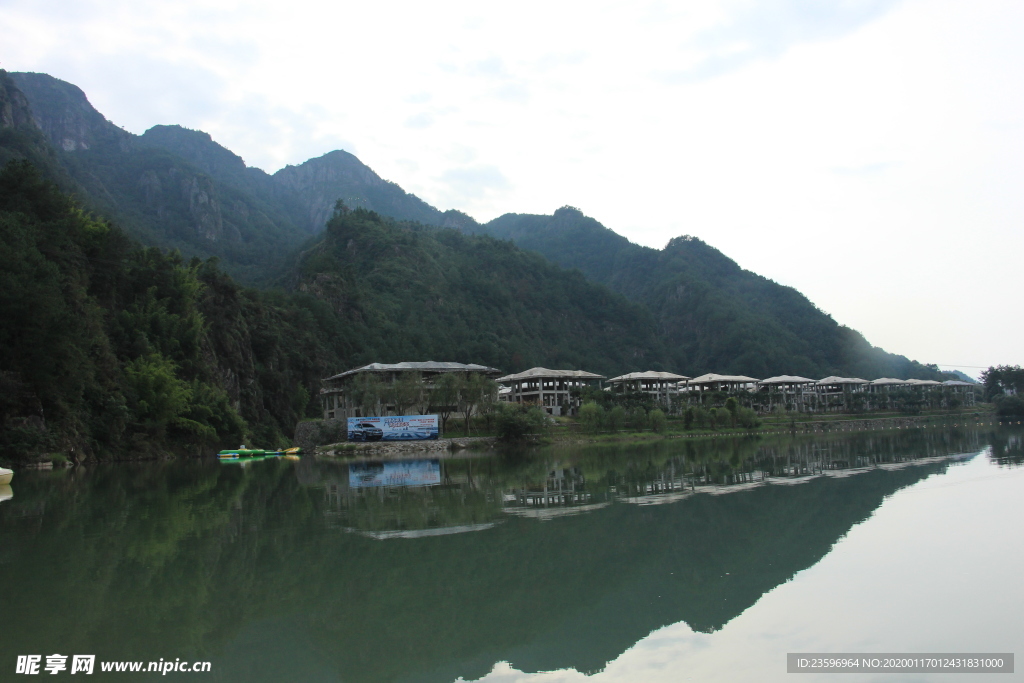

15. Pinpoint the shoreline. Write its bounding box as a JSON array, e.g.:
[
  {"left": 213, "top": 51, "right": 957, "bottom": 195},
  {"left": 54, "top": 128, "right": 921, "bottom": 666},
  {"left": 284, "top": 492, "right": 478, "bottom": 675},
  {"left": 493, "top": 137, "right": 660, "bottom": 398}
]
[{"left": 544, "top": 409, "right": 1000, "bottom": 446}]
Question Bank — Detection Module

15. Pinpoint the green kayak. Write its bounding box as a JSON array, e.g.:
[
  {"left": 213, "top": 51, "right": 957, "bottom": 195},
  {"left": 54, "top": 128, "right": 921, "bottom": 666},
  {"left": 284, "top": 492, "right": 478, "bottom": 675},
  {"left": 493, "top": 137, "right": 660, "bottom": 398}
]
[{"left": 218, "top": 449, "right": 267, "bottom": 458}]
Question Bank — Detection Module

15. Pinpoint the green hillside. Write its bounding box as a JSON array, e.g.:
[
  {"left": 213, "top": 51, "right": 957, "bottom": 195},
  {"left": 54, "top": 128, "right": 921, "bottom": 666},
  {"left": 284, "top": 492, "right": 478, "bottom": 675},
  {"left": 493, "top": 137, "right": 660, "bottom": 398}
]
[
  {"left": 475, "top": 207, "right": 949, "bottom": 380},
  {"left": 0, "top": 153, "right": 663, "bottom": 461},
  {"left": 0, "top": 69, "right": 963, "bottom": 465},
  {"left": 0, "top": 159, "right": 351, "bottom": 460},
  {"left": 9, "top": 72, "right": 469, "bottom": 283},
  {"left": 294, "top": 204, "right": 665, "bottom": 375}
]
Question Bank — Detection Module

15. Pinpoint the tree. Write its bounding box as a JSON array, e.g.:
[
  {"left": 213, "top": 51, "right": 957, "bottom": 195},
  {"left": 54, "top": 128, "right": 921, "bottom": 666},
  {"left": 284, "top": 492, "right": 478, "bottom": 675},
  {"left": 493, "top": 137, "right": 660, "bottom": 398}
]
[
  {"left": 350, "top": 373, "right": 383, "bottom": 417},
  {"left": 494, "top": 403, "right": 547, "bottom": 441},
  {"left": 607, "top": 405, "right": 626, "bottom": 432},
  {"left": 431, "top": 372, "right": 460, "bottom": 434},
  {"left": 628, "top": 407, "right": 648, "bottom": 431},
  {"left": 458, "top": 373, "right": 496, "bottom": 435},
  {"left": 982, "top": 366, "right": 1024, "bottom": 401},
  {"left": 579, "top": 401, "right": 604, "bottom": 433},
  {"left": 649, "top": 408, "right": 667, "bottom": 433},
  {"left": 390, "top": 371, "right": 423, "bottom": 416},
  {"left": 725, "top": 397, "right": 738, "bottom": 427}
]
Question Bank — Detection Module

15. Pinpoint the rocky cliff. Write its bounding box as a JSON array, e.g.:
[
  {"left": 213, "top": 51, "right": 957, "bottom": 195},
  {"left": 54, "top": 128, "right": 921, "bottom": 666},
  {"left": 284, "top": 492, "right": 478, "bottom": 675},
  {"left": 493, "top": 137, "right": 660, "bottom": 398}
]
[{"left": 10, "top": 72, "right": 133, "bottom": 153}]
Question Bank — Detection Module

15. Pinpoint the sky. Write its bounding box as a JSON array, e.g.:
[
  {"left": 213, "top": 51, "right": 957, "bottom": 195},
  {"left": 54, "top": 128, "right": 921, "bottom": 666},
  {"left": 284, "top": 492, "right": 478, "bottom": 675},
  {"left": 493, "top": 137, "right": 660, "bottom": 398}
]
[{"left": 2, "top": 0, "right": 1021, "bottom": 377}]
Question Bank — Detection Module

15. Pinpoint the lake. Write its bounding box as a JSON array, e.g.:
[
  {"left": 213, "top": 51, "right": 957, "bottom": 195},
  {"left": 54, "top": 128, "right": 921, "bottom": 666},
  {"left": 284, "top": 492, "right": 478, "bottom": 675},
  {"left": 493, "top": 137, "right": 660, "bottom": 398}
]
[{"left": 1, "top": 426, "right": 1022, "bottom": 682}]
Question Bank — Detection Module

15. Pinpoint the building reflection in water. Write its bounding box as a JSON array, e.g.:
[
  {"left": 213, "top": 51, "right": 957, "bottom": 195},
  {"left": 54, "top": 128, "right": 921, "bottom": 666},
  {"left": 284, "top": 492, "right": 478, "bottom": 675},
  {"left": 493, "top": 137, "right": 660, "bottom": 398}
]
[{"left": 303, "top": 428, "right": 986, "bottom": 537}]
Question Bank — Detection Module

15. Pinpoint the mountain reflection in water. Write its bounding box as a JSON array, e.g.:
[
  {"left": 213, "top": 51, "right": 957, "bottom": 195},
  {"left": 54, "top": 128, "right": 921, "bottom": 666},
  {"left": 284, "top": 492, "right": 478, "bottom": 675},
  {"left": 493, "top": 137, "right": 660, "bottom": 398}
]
[{"left": 0, "top": 428, "right": 1005, "bottom": 682}]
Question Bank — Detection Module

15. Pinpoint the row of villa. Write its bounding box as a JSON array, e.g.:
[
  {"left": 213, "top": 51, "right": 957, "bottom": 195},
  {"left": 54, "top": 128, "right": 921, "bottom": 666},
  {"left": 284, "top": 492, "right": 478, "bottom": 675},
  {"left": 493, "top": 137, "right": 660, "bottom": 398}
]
[{"left": 320, "top": 362, "right": 977, "bottom": 420}]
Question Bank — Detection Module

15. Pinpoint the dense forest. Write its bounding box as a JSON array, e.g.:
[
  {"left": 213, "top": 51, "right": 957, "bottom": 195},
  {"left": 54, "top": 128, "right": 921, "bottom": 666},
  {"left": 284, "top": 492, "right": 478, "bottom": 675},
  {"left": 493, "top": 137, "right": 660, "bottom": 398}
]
[
  {"left": 294, "top": 204, "right": 664, "bottom": 373},
  {"left": 0, "top": 159, "right": 666, "bottom": 461},
  {"left": 0, "top": 160, "right": 350, "bottom": 460},
  {"left": 7, "top": 70, "right": 954, "bottom": 381},
  {"left": 472, "top": 207, "right": 952, "bottom": 380},
  {"left": 0, "top": 68, "right": 975, "bottom": 462}
]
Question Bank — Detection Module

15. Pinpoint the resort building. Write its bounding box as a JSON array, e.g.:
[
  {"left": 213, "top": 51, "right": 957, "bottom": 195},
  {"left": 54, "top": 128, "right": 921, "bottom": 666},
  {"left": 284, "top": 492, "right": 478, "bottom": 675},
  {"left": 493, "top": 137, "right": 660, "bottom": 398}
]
[
  {"left": 606, "top": 371, "right": 691, "bottom": 408},
  {"left": 497, "top": 367, "right": 606, "bottom": 416},
  {"left": 869, "top": 378, "right": 909, "bottom": 410},
  {"left": 943, "top": 380, "right": 978, "bottom": 406},
  {"left": 685, "top": 373, "right": 759, "bottom": 402},
  {"left": 321, "top": 361, "right": 503, "bottom": 420},
  {"left": 905, "top": 379, "right": 943, "bottom": 388},
  {"left": 757, "top": 375, "right": 817, "bottom": 412},
  {"left": 815, "top": 377, "right": 870, "bottom": 412}
]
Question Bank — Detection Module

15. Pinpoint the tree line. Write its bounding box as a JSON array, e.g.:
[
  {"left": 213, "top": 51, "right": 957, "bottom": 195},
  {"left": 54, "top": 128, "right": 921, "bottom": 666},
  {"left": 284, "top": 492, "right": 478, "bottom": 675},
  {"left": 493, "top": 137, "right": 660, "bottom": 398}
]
[{"left": 981, "top": 365, "right": 1024, "bottom": 417}]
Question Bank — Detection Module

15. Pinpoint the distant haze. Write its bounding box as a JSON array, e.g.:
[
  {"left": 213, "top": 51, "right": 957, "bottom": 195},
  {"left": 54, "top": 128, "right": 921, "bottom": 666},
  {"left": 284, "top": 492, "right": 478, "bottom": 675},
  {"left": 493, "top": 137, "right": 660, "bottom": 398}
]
[{"left": 2, "top": 0, "right": 1021, "bottom": 377}]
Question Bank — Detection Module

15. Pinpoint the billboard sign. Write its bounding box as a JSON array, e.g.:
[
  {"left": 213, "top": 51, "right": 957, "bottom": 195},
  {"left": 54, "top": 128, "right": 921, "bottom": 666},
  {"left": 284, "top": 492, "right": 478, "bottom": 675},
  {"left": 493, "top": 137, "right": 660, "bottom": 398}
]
[
  {"left": 347, "top": 415, "right": 440, "bottom": 442},
  {"left": 349, "top": 459, "right": 442, "bottom": 488}
]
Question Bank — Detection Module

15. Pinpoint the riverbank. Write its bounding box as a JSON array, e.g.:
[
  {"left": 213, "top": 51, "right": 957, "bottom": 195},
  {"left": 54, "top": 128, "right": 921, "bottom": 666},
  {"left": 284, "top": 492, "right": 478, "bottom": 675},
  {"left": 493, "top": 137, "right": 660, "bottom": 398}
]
[{"left": 546, "top": 407, "right": 998, "bottom": 445}]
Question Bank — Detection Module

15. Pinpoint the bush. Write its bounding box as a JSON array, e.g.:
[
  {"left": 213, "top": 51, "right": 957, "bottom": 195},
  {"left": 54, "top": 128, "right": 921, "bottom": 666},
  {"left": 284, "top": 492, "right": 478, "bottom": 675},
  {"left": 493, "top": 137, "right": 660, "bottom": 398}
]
[
  {"left": 736, "top": 406, "right": 760, "bottom": 429},
  {"left": 628, "top": 407, "right": 648, "bottom": 431},
  {"left": 579, "top": 401, "right": 605, "bottom": 433},
  {"left": 607, "top": 405, "right": 627, "bottom": 432},
  {"left": 649, "top": 408, "right": 667, "bottom": 432},
  {"left": 495, "top": 403, "right": 548, "bottom": 441},
  {"left": 994, "top": 395, "right": 1024, "bottom": 418}
]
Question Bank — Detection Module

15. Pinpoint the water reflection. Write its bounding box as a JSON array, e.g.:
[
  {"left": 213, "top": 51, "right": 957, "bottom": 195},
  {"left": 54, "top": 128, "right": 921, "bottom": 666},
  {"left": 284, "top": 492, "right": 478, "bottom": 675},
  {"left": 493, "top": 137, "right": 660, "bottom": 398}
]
[
  {"left": 0, "top": 427, "right": 1011, "bottom": 682},
  {"left": 990, "top": 430, "right": 1024, "bottom": 467}
]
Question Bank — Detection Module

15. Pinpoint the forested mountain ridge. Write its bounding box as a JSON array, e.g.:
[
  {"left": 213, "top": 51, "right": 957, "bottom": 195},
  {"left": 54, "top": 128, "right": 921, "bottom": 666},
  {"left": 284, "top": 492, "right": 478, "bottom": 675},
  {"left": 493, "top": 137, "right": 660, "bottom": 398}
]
[
  {"left": 0, "top": 156, "right": 360, "bottom": 460},
  {"left": 8, "top": 71, "right": 469, "bottom": 283},
  {"left": 0, "top": 70, "right": 74, "bottom": 184},
  {"left": 472, "top": 207, "right": 948, "bottom": 380},
  {"left": 0, "top": 159, "right": 664, "bottom": 462},
  {"left": 2, "top": 66, "right": 954, "bottom": 427},
  {"left": 293, "top": 205, "right": 666, "bottom": 376}
]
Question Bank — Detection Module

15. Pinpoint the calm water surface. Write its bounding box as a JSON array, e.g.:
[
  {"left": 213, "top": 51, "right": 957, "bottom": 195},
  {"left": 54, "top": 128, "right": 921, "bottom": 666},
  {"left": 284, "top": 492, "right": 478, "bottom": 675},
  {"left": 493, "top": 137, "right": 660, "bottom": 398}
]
[{"left": 1, "top": 427, "right": 1022, "bottom": 682}]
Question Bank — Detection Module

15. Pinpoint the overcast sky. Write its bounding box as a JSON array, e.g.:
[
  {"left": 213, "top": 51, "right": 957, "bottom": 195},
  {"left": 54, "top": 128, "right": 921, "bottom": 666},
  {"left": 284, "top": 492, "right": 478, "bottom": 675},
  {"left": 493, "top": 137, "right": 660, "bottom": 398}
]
[{"left": 3, "top": 0, "right": 1021, "bottom": 377}]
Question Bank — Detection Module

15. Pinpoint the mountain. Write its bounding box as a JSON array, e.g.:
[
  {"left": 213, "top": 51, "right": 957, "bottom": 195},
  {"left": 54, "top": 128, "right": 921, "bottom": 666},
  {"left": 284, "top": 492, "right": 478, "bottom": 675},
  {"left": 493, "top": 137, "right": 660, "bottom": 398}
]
[
  {"left": 8, "top": 72, "right": 469, "bottom": 283},
  {"left": 470, "top": 207, "right": 948, "bottom": 380},
  {"left": 0, "top": 70, "right": 73, "bottom": 183},
  {"left": 292, "top": 205, "right": 665, "bottom": 375},
  {"left": 4, "top": 70, "right": 952, "bottom": 386},
  {"left": 0, "top": 155, "right": 662, "bottom": 461}
]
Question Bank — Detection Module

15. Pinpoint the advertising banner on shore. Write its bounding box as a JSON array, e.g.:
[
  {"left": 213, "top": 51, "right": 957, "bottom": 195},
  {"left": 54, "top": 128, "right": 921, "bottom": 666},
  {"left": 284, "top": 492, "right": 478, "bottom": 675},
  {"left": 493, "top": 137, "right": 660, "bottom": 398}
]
[
  {"left": 349, "top": 459, "right": 442, "bottom": 488},
  {"left": 346, "top": 415, "right": 440, "bottom": 442}
]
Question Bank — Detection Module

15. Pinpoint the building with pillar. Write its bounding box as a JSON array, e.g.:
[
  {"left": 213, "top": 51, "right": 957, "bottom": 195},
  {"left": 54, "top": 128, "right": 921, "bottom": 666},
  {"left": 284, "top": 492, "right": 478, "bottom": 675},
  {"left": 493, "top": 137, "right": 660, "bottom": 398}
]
[
  {"left": 497, "top": 367, "right": 605, "bottom": 416},
  {"left": 757, "top": 375, "right": 818, "bottom": 412},
  {"left": 321, "top": 361, "right": 502, "bottom": 420},
  {"left": 606, "top": 371, "right": 690, "bottom": 410}
]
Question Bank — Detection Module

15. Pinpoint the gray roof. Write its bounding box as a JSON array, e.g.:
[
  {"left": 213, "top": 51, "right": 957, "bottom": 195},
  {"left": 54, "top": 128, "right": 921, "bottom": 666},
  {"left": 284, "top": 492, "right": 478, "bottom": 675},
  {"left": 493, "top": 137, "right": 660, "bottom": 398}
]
[
  {"left": 608, "top": 371, "right": 691, "bottom": 382},
  {"left": 905, "top": 379, "right": 942, "bottom": 386},
  {"left": 758, "top": 375, "right": 817, "bottom": 385},
  {"left": 870, "top": 377, "right": 909, "bottom": 386},
  {"left": 817, "top": 376, "right": 870, "bottom": 385},
  {"left": 943, "top": 380, "right": 976, "bottom": 387},
  {"left": 689, "top": 373, "right": 760, "bottom": 384},
  {"left": 497, "top": 367, "right": 605, "bottom": 382},
  {"left": 326, "top": 361, "right": 503, "bottom": 381}
]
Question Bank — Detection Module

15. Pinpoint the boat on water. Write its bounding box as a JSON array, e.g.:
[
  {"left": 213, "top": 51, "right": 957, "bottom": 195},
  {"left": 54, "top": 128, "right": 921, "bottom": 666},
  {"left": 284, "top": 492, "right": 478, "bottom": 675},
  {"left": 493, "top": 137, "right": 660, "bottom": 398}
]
[
  {"left": 217, "top": 446, "right": 302, "bottom": 460},
  {"left": 0, "top": 467, "right": 13, "bottom": 486},
  {"left": 0, "top": 484, "right": 12, "bottom": 504}
]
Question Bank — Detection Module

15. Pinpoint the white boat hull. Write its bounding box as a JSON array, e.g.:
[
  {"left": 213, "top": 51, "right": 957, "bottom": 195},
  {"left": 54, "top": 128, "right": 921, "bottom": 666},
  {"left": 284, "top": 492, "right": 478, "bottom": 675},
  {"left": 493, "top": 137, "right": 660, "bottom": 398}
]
[{"left": 0, "top": 468, "right": 13, "bottom": 486}]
